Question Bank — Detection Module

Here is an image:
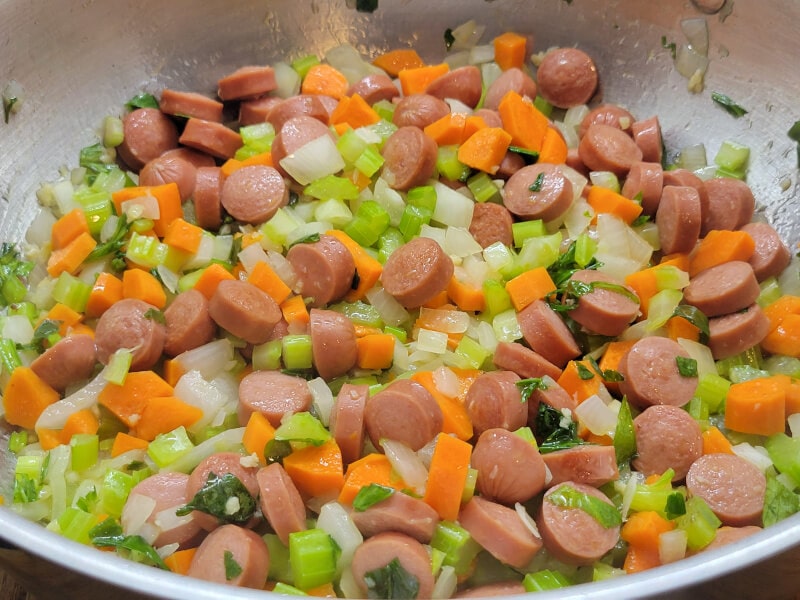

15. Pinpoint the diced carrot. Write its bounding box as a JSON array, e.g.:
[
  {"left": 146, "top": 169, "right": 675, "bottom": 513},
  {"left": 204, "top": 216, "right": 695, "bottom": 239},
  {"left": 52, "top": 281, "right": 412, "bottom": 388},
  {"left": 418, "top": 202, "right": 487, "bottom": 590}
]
[
  {"left": 624, "top": 266, "right": 660, "bottom": 317},
  {"left": 762, "top": 296, "right": 800, "bottom": 358},
  {"left": 587, "top": 186, "right": 643, "bottom": 226},
  {"left": 338, "top": 453, "right": 407, "bottom": 505},
  {"left": 221, "top": 152, "right": 274, "bottom": 177},
  {"left": 666, "top": 315, "right": 701, "bottom": 343},
  {"left": 122, "top": 268, "right": 167, "bottom": 309},
  {"left": 372, "top": 49, "right": 425, "bottom": 77},
  {"left": 623, "top": 544, "right": 661, "bottom": 574},
  {"left": 283, "top": 440, "right": 345, "bottom": 499},
  {"left": 51, "top": 208, "right": 90, "bottom": 250},
  {"left": 457, "top": 127, "right": 512, "bottom": 175},
  {"left": 112, "top": 183, "right": 183, "bottom": 238},
  {"left": 333, "top": 122, "right": 350, "bottom": 136},
  {"left": 162, "top": 359, "right": 186, "bottom": 388},
  {"left": 131, "top": 395, "right": 204, "bottom": 441},
  {"left": 786, "top": 381, "right": 800, "bottom": 416},
  {"left": 422, "top": 290, "right": 450, "bottom": 309},
  {"left": 98, "top": 371, "right": 174, "bottom": 428},
  {"left": 46, "top": 302, "right": 84, "bottom": 335},
  {"left": 424, "top": 113, "right": 467, "bottom": 146},
  {"left": 163, "top": 217, "right": 204, "bottom": 254},
  {"left": 242, "top": 412, "right": 277, "bottom": 464},
  {"left": 354, "top": 324, "right": 383, "bottom": 337},
  {"left": 701, "top": 426, "right": 734, "bottom": 455},
  {"left": 505, "top": 266, "right": 556, "bottom": 312},
  {"left": 450, "top": 367, "right": 482, "bottom": 401},
  {"left": 447, "top": 276, "right": 486, "bottom": 312},
  {"left": 538, "top": 127, "right": 569, "bottom": 164},
  {"left": 46, "top": 231, "right": 97, "bottom": 277},
  {"left": 301, "top": 64, "right": 349, "bottom": 100},
  {"left": 659, "top": 253, "right": 691, "bottom": 271},
  {"left": 111, "top": 432, "right": 149, "bottom": 458},
  {"left": 326, "top": 230, "right": 383, "bottom": 302},
  {"left": 497, "top": 90, "right": 549, "bottom": 152},
  {"left": 557, "top": 360, "right": 603, "bottom": 404},
  {"left": 411, "top": 370, "right": 473, "bottom": 441},
  {"left": 248, "top": 261, "right": 292, "bottom": 305},
  {"left": 306, "top": 582, "right": 337, "bottom": 597},
  {"left": 330, "top": 94, "right": 381, "bottom": 129},
  {"left": 60, "top": 409, "right": 100, "bottom": 443},
  {"left": 68, "top": 324, "right": 95, "bottom": 338},
  {"left": 397, "top": 63, "right": 450, "bottom": 96},
  {"left": 2, "top": 367, "right": 60, "bottom": 429},
  {"left": 493, "top": 32, "right": 528, "bottom": 71},
  {"left": 463, "top": 115, "right": 488, "bottom": 141},
  {"left": 688, "top": 229, "right": 755, "bottom": 276},
  {"left": 164, "top": 548, "right": 197, "bottom": 575},
  {"left": 598, "top": 339, "right": 636, "bottom": 394},
  {"left": 584, "top": 432, "right": 614, "bottom": 446},
  {"left": 37, "top": 428, "right": 64, "bottom": 452},
  {"left": 725, "top": 374, "right": 792, "bottom": 436},
  {"left": 356, "top": 333, "right": 395, "bottom": 371},
  {"left": 220, "top": 158, "right": 244, "bottom": 177},
  {"left": 85, "top": 272, "right": 123, "bottom": 318},
  {"left": 621, "top": 510, "right": 675, "bottom": 552},
  {"left": 423, "top": 433, "right": 472, "bottom": 521},
  {"left": 193, "top": 262, "right": 236, "bottom": 299},
  {"left": 281, "top": 294, "right": 310, "bottom": 327}
]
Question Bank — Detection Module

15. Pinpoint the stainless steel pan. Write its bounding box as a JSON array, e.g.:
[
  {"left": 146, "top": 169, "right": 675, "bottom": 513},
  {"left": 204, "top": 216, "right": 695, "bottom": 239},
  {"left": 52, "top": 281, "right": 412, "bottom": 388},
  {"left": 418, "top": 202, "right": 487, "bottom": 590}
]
[{"left": 1, "top": 1, "right": 799, "bottom": 598}]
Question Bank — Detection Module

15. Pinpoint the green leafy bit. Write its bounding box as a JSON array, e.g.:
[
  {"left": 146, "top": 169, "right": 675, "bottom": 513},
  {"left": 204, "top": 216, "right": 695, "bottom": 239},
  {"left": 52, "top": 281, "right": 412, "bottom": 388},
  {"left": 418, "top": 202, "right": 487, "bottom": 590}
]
[
  {"left": 79, "top": 142, "right": 119, "bottom": 183},
  {"left": 576, "top": 362, "right": 595, "bottom": 380},
  {"left": 274, "top": 411, "right": 331, "bottom": 446},
  {"left": 288, "top": 233, "right": 321, "bottom": 249},
  {"left": 125, "top": 93, "right": 159, "bottom": 111},
  {"left": 17, "top": 319, "right": 61, "bottom": 353},
  {"left": 90, "top": 518, "right": 167, "bottom": 569},
  {"left": 13, "top": 474, "right": 38, "bottom": 504},
  {"left": 508, "top": 145, "right": 540, "bottom": 165},
  {"left": 763, "top": 472, "right": 800, "bottom": 527},
  {"left": 665, "top": 492, "right": 687, "bottom": 520},
  {"left": 613, "top": 398, "right": 636, "bottom": 465},
  {"left": 144, "top": 308, "right": 166, "bottom": 325},
  {"left": 224, "top": 550, "right": 244, "bottom": 581},
  {"left": 265, "top": 439, "right": 293, "bottom": 464},
  {"left": 711, "top": 92, "right": 748, "bottom": 118},
  {"left": 547, "top": 484, "right": 622, "bottom": 528},
  {"left": 353, "top": 483, "right": 395, "bottom": 512},
  {"left": 672, "top": 304, "right": 710, "bottom": 343},
  {"left": 0, "top": 243, "right": 34, "bottom": 307},
  {"left": 535, "top": 403, "right": 586, "bottom": 454},
  {"left": 176, "top": 472, "right": 257, "bottom": 524},
  {"left": 528, "top": 172, "right": 545, "bottom": 192},
  {"left": 546, "top": 240, "right": 601, "bottom": 289},
  {"left": 631, "top": 215, "right": 651, "bottom": 227},
  {"left": 661, "top": 36, "right": 677, "bottom": 60},
  {"left": 516, "top": 377, "right": 549, "bottom": 403},
  {"left": 676, "top": 356, "right": 698, "bottom": 378},
  {"left": 444, "top": 28, "right": 456, "bottom": 51},
  {"left": 364, "top": 557, "right": 420, "bottom": 599},
  {"left": 3, "top": 96, "right": 17, "bottom": 124}
]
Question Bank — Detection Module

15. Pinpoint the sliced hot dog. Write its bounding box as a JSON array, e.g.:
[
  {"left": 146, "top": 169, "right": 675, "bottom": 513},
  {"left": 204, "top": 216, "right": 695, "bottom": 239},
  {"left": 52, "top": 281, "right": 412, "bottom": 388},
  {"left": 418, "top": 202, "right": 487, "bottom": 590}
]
[
  {"left": 425, "top": 65, "right": 483, "bottom": 108},
  {"left": 217, "top": 65, "right": 277, "bottom": 101},
  {"left": 630, "top": 116, "right": 663, "bottom": 163},
  {"left": 578, "top": 104, "right": 635, "bottom": 139},
  {"left": 740, "top": 222, "right": 792, "bottom": 282},
  {"left": 163, "top": 289, "right": 217, "bottom": 357},
  {"left": 656, "top": 185, "right": 702, "bottom": 255},
  {"left": 347, "top": 74, "right": 400, "bottom": 105},
  {"left": 517, "top": 299, "right": 581, "bottom": 368},
  {"left": 468, "top": 202, "right": 514, "bottom": 249},
  {"left": 483, "top": 67, "right": 537, "bottom": 111},
  {"left": 621, "top": 162, "right": 664, "bottom": 216},
  {"left": 160, "top": 147, "right": 216, "bottom": 169},
  {"left": 471, "top": 428, "right": 547, "bottom": 504},
  {"left": 707, "top": 303, "right": 771, "bottom": 360},
  {"left": 662, "top": 168, "right": 709, "bottom": 218},
  {"left": 271, "top": 115, "right": 334, "bottom": 175},
  {"left": 703, "top": 525, "right": 763, "bottom": 552},
  {"left": 364, "top": 379, "right": 443, "bottom": 451},
  {"left": 700, "top": 177, "right": 756, "bottom": 235},
  {"left": 30, "top": 334, "right": 96, "bottom": 393},
  {"left": 350, "top": 532, "right": 434, "bottom": 599},
  {"left": 392, "top": 94, "right": 450, "bottom": 129},
  {"left": 208, "top": 279, "right": 282, "bottom": 345},
  {"left": 351, "top": 491, "right": 440, "bottom": 543},
  {"left": 179, "top": 118, "right": 242, "bottom": 160},
  {"left": 380, "top": 236, "right": 454, "bottom": 308},
  {"left": 330, "top": 383, "right": 368, "bottom": 465},
  {"left": 380, "top": 126, "right": 438, "bottom": 191},
  {"left": 220, "top": 164, "right": 288, "bottom": 225},
  {"left": 579, "top": 123, "right": 643, "bottom": 176},
  {"left": 503, "top": 163, "right": 574, "bottom": 222},
  {"left": 618, "top": 336, "right": 698, "bottom": 409},
  {"left": 492, "top": 341, "right": 562, "bottom": 382},
  {"left": 567, "top": 269, "right": 640, "bottom": 337},
  {"left": 139, "top": 154, "right": 197, "bottom": 201},
  {"left": 286, "top": 234, "right": 356, "bottom": 308},
  {"left": 542, "top": 445, "right": 619, "bottom": 488},
  {"left": 536, "top": 47, "right": 598, "bottom": 109},
  {"left": 632, "top": 404, "right": 703, "bottom": 481},
  {"left": 257, "top": 463, "right": 307, "bottom": 545},
  {"left": 94, "top": 298, "right": 166, "bottom": 371},
  {"left": 186, "top": 524, "right": 270, "bottom": 588},
  {"left": 527, "top": 380, "right": 578, "bottom": 424},
  {"left": 495, "top": 150, "right": 526, "bottom": 180},
  {"left": 683, "top": 260, "right": 761, "bottom": 317},
  {"left": 266, "top": 95, "right": 331, "bottom": 131},
  {"left": 117, "top": 108, "right": 179, "bottom": 171},
  {"left": 192, "top": 166, "right": 224, "bottom": 230},
  {"left": 159, "top": 89, "right": 224, "bottom": 122},
  {"left": 309, "top": 308, "right": 358, "bottom": 380},
  {"left": 238, "top": 370, "right": 313, "bottom": 427},
  {"left": 238, "top": 95, "right": 282, "bottom": 126},
  {"left": 464, "top": 370, "right": 527, "bottom": 436}
]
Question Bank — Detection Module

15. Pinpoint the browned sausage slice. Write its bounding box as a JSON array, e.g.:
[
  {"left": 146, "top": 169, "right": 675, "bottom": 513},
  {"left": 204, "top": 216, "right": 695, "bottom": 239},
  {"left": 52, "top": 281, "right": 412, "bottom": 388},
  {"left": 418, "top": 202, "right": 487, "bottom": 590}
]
[
  {"left": 179, "top": 118, "right": 242, "bottom": 160},
  {"left": 208, "top": 279, "right": 282, "bottom": 345},
  {"left": 707, "top": 303, "right": 771, "bottom": 359},
  {"left": 285, "top": 234, "right": 356, "bottom": 308},
  {"left": 186, "top": 524, "right": 270, "bottom": 588},
  {"left": 160, "top": 89, "right": 224, "bottom": 122},
  {"left": 330, "top": 383, "right": 368, "bottom": 465},
  {"left": 266, "top": 95, "right": 331, "bottom": 131},
  {"left": 257, "top": 463, "right": 307, "bottom": 545},
  {"left": 364, "top": 379, "right": 443, "bottom": 451},
  {"left": 164, "top": 289, "right": 216, "bottom": 357},
  {"left": 700, "top": 177, "right": 756, "bottom": 235},
  {"left": 468, "top": 202, "right": 514, "bottom": 249},
  {"left": 537, "top": 481, "right": 619, "bottom": 566},
  {"left": 459, "top": 496, "right": 542, "bottom": 569},
  {"left": 621, "top": 162, "right": 664, "bottom": 215},
  {"left": 118, "top": 108, "right": 179, "bottom": 171},
  {"left": 683, "top": 260, "right": 760, "bottom": 317},
  {"left": 657, "top": 185, "right": 702, "bottom": 255},
  {"left": 492, "top": 341, "right": 562, "bottom": 381},
  {"left": 567, "top": 270, "right": 640, "bottom": 337},
  {"left": 380, "top": 126, "right": 438, "bottom": 191},
  {"left": 348, "top": 74, "right": 400, "bottom": 105},
  {"left": 536, "top": 48, "right": 598, "bottom": 108},
  {"left": 686, "top": 453, "right": 766, "bottom": 527},
  {"left": 502, "top": 163, "right": 574, "bottom": 222},
  {"left": 193, "top": 166, "right": 224, "bottom": 230},
  {"left": 217, "top": 66, "right": 277, "bottom": 101},
  {"left": 351, "top": 491, "right": 440, "bottom": 543},
  {"left": 160, "top": 147, "right": 217, "bottom": 169},
  {"left": 662, "top": 168, "right": 709, "bottom": 219},
  {"left": 392, "top": 94, "right": 450, "bottom": 129},
  {"left": 94, "top": 298, "right": 165, "bottom": 371},
  {"left": 238, "top": 370, "right": 313, "bottom": 427},
  {"left": 271, "top": 115, "right": 334, "bottom": 173},
  {"left": 517, "top": 299, "right": 581, "bottom": 368},
  {"left": 631, "top": 116, "right": 663, "bottom": 163},
  {"left": 425, "top": 65, "right": 483, "bottom": 108},
  {"left": 471, "top": 428, "right": 546, "bottom": 504},
  {"left": 350, "top": 532, "right": 434, "bottom": 599},
  {"left": 309, "top": 308, "right": 358, "bottom": 380},
  {"left": 220, "top": 165, "right": 288, "bottom": 225},
  {"left": 618, "top": 336, "right": 698, "bottom": 408},
  {"left": 463, "top": 370, "right": 527, "bottom": 436},
  {"left": 380, "top": 236, "right": 454, "bottom": 308},
  {"left": 740, "top": 222, "right": 792, "bottom": 282},
  {"left": 139, "top": 154, "right": 197, "bottom": 201},
  {"left": 455, "top": 582, "right": 527, "bottom": 597},
  {"left": 542, "top": 445, "right": 619, "bottom": 488},
  {"left": 30, "top": 334, "right": 96, "bottom": 393},
  {"left": 579, "top": 123, "right": 643, "bottom": 176},
  {"left": 238, "top": 96, "right": 282, "bottom": 126},
  {"left": 483, "top": 67, "right": 538, "bottom": 111},
  {"left": 578, "top": 104, "right": 635, "bottom": 139},
  {"left": 632, "top": 404, "right": 703, "bottom": 480},
  {"left": 703, "top": 525, "right": 762, "bottom": 551}
]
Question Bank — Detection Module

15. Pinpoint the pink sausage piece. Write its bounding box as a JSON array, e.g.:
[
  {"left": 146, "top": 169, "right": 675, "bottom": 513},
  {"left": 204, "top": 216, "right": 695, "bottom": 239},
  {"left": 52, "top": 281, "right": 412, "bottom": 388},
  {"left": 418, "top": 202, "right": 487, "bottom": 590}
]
[
  {"left": 238, "top": 370, "right": 312, "bottom": 427},
  {"left": 163, "top": 289, "right": 217, "bottom": 357},
  {"left": 160, "top": 89, "right": 224, "bottom": 122},
  {"left": 536, "top": 47, "right": 598, "bottom": 109},
  {"left": 309, "top": 308, "right": 358, "bottom": 380},
  {"left": 632, "top": 404, "right": 703, "bottom": 481},
  {"left": 238, "top": 95, "right": 282, "bottom": 126},
  {"left": 469, "top": 202, "right": 514, "bottom": 248},
  {"left": 266, "top": 95, "right": 332, "bottom": 131},
  {"left": 471, "top": 428, "right": 547, "bottom": 504},
  {"left": 139, "top": 154, "right": 197, "bottom": 201},
  {"left": 492, "top": 341, "right": 562, "bottom": 382},
  {"left": 495, "top": 150, "right": 526, "bottom": 180},
  {"left": 618, "top": 336, "right": 698, "bottom": 408},
  {"left": 656, "top": 185, "right": 702, "bottom": 255},
  {"left": 707, "top": 303, "right": 771, "bottom": 360},
  {"left": 271, "top": 115, "right": 334, "bottom": 174},
  {"left": 703, "top": 526, "right": 763, "bottom": 552},
  {"left": 686, "top": 453, "right": 766, "bottom": 527},
  {"left": 380, "top": 236, "right": 454, "bottom": 309},
  {"left": 217, "top": 65, "right": 277, "bottom": 101},
  {"left": 208, "top": 279, "right": 282, "bottom": 345},
  {"left": 542, "top": 445, "right": 620, "bottom": 488},
  {"left": 631, "top": 116, "right": 663, "bottom": 163},
  {"left": 118, "top": 108, "right": 179, "bottom": 171},
  {"left": 537, "top": 481, "right": 619, "bottom": 566},
  {"left": 567, "top": 269, "right": 640, "bottom": 337},
  {"left": 364, "top": 379, "right": 443, "bottom": 451},
  {"left": 392, "top": 94, "right": 450, "bottom": 129},
  {"left": 351, "top": 490, "right": 440, "bottom": 543},
  {"left": 700, "top": 177, "right": 756, "bottom": 236},
  {"left": 464, "top": 370, "right": 527, "bottom": 436},
  {"left": 683, "top": 260, "right": 760, "bottom": 317},
  {"left": 503, "top": 163, "right": 574, "bottom": 222},
  {"left": 350, "top": 532, "right": 435, "bottom": 599},
  {"left": 662, "top": 168, "right": 709, "bottom": 218},
  {"left": 257, "top": 463, "right": 307, "bottom": 545},
  {"left": 179, "top": 118, "right": 242, "bottom": 160},
  {"left": 517, "top": 299, "right": 581, "bottom": 368},
  {"left": 94, "top": 298, "right": 165, "bottom": 371},
  {"left": 459, "top": 496, "right": 542, "bottom": 569},
  {"left": 566, "top": 147, "right": 589, "bottom": 177},
  {"left": 286, "top": 234, "right": 356, "bottom": 308},
  {"left": 740, "top": 222, "right": 792, "bottom": 282},
  {"left": 579, "top": 123, "right": 643, "bottom": 176},
  {"left": 30, "top": 334, "right": 96, "bottom": 393},
  {"left": 187, "top": 524, "right": 270, "bottom": 588},
  {"left": 192, "top": 166, "right": 224, "bottom": 230},
  {"left": 330, "top": 383, "right": 368, "bottom": 465},
  {"left": 425, "top": 65, "right": 483, "bottom": 108},
  {"left": 380, "top": 126, "right": 438, "bottom": 191},
  {"left": 621, "top": 161, "right": 664, "bottom": 215},
  {"left": 483, "top": 67, "right": 537, "bottom": 111},
  {"left": 160, "top": 147, "right": 216, "bottom": 169},
  {"left": 472, "top": 108, "right": 503, "bottom": 129},
  {"left": 220, "top": 164, "right": 288, "bottom": 225},
  {"left": 578, "top": 104, "right": 635, "bottom": 139},
  {"left": 455, "top": 582, "right": 528, "bottom": 597},
  {"left": 348, "top": 74, "right": 400, "bottom": 105}
]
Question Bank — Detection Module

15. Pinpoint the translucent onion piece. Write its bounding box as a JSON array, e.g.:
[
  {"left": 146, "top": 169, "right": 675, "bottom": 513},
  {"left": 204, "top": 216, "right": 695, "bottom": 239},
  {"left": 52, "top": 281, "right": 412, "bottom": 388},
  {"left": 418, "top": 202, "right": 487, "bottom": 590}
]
[
  {"left": 35, "top": 367, "right": 109, "bottom": 431},
  {"left": 382, "top": 439, "right": 428, "bottom": 496},
  {"left": 659, "top": 529, "right": 688, "bottom": 565},
  {"left": 317, "top": 501, "right": 363, "bottom": 570}
]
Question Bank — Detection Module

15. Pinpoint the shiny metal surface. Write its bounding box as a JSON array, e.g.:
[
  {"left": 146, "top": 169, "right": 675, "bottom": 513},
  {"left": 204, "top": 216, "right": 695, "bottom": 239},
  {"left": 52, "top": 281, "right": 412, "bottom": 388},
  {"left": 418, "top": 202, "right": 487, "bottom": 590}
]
[{"left": 0, "top": 1, "right": 798, "bottom": 598}]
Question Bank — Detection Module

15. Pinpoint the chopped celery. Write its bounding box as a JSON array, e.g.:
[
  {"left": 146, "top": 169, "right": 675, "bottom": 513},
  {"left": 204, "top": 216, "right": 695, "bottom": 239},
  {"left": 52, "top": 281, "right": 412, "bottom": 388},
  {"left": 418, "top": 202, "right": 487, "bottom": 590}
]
[
  {"left": 239, "top": 122, "right": 275, "bottom": 151},
  {"left": 51, "top": 272, "right": 92, "bottom": 313},
  {"left": 344, "top": 201, "right": 390, "bottom": 247},
  {"left": 292, "top": 54, "right": 320, "bottom": 78},
  {"left": 513, "top": 232, "right": 562, "bottom": 276},
  {"left": 431, "top": 521, "right": 482, "bottom": 576},
  {"left": 288, "top": 528, "right": 339, "bottom": 590},
  {"left": 0, "top": 337, "right": 22, "bottom": 372},
  {"left": 482, "top": 279, "right": 512, "bottom": 316},
  {"left": 513, "top": 427, "right": 537, "bottom": 445},
  {"left": 715, "top": 166, "right": 746, "bottom": 180},
  {"left": 275, "top": 412, "right": 331, "bottom": 446},
  {"left": 523, "top": 570, "right": 572, "bottom": 592},
  {"left": 533, "top": 95, "right": 554, "bottom": 117},
  {"left": 331, "top": 300, "right": 384, "bottom": 328},
  {"left": 368, "top": 119, "right": 398, "bottom": 144},
  {"left": 125, "top": 231, "right": 168, "bottom": 269},
  {"left": 147, "top": 426, "right": 194, "bottom": 468},
  {"left": 58, "top": 507, "right": 100, "bottom": 544},
  {"left": 398, "top": 204, "right": 433, "bottom": 242},
  {"left": 73, "top": 189, "right": 113, "bottom": 235},
  {"left": 70, "top": 434, "right": 99, "bottom": 472},
  {"left": 511, "top": 219, "right": 546, "bottom": 248},
  {"left": 482, "top": 242, "right": 516, "bottom": 276},
  {"left": 575, "top": 233, "right": 597, "bottom": 268},
  {"left": 177, "top": 268, "right": 205, "bottom": 294},
  {"left": 714, "top": 140, "right": 750, "bottom": 173},
  {"left": 104, "top": 348, "right": 132, "bottom": 385},
  {"left": 687, "top": 395, "right": 709, "bottom": 421},
  {"left": 354, "top": 145, "right": 385, "bottom": 177},
  {"left": 461, "top": 467, "right": 478, "bottom": 503},
  {"left": 8, "top": 430, "right": 27, "bottom": 454},
  {"left": 655, "top": 265, "right": 690, "bottom": 290},
  {"left": 407, "top": 185, "right": 437, "bottom": 211},
  {"left": 2, "top": 274, "right": 27, "bottom": 305},
  {"left": 304, "top": 175, "right": 360, "bottom": 202},
  {"left": 694, "top": 372, "right": 731, "bottom": 414},
  {"left": 436, "top": 145, "right": 470, "bottom": 182},
  {"left": 102, "top": 116, "right": 124, "bottom": 148},
  {"left": 716, "top": 346, "right": 762, "bottom": 377},
  {"left": 764, "top": 355, "right": 800, "bottom": 378},
  {"left": 100, "top": 469, "right": 137, "bottom": 518},
  {"left": 264, "top": 533, "right": 294, "bottom": 584},
  {"left": 384, "top": 325, "right": 408, "bottom": 343},
  {"left": 593, "top": 562, "right": 625, "bottom": 581},
  {"left": 675, "top": 496, "right": 722, "bottom": 551},
  {"left": 262, "top": 208, "right": 302, "bottom": 246},
  {"left": 628, "top": 469, "right": 681, "bottom": 517},
  {"left": 282, "top": 334, "right": 313, "bottom": 370},
  {"left": 315, "top": 198, "right": 354, "bottom": 227},
  {"left": 8, "top": 301, "right": 37, "bottom": 322},
  {"left": 589, "top": 171, "right": 620, "bottom": 193},
  {"left": 377, "top": 227, "right": 404, "bottom": 264},
  {"left": 372, "top": 100, "right": 396, "bottom": 122},
  {"left": 466, "top": 172, "right": 500, "bottom": 203},
  {"left": 337, "top": 128, "right": 368, "bottom": 163},
  {"left": 272, "top": 583, "right": 307, "bottom": 596},
  {"left": 454, "top": 336, "right": 490, "bottom": 369},
  {"left": 614, "top": 399, "right": 636, "bottom": 464},
  {"left": 757, "top": 277, "right": 782, "bottom": 307},
  {"left": 252, "top": 339, "right": 283, "bottom": 371},
  {"left": 766, "top": 434, "right": 800, "bottom": 483},
  {"left": 646, "top": 288, "right": 683, "bottom": 331},
  {"left": 492, "top": 308, "right": 522, "bottom": 343},
  {"left": 728, "top": 364, "right": 770, "bottom": 383}
]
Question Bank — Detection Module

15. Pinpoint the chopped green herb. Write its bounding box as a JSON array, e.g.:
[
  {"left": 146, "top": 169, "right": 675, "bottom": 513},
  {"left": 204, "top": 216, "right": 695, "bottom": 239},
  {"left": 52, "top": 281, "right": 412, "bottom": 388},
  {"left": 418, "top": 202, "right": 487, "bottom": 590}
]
[
  {"left": 516, "top": 377, "right": 549, "bottom": 403},
  {"left": 144, "top": 308, "right": 165, "bottom": 325},
  {"left": 711, "top": 92, "right": 748, "bottom": 118},
  {"left": 125, "top": 93, "right": 159, "bottom": 111},
  {"left": 631, "top": 215, "right": 651, "bottom": 227},
  {"left": 661, "top": 36, "right": 677, "bottom": 60},
  {"left": 76, "top": 488, "right": 99, "bottom": 513},
  {"left": 665, "top": 492, "right": 687, "bottom": 519},
  {"left": 353, "top": 483, "right": 395, "bottom": 512},
  {"left": 176, "top": 472, "right": 257, "bottom": 524},
  {"left": 763, "top": 472, "right": 800, "bottom": 527},
  {"left": 613, "top": 398, "right": 636, "bottom": 465},
  {"left": 587, "top": 356, "right": 624, "bottom": 383},
  {"left": 356, "top": 0, "right": 379, "bottom": 13},
  {"left": 85, "top": 214, "right": 130, "bottom": 262},
  {"left": 224, "top": 550, "right": 243, "bottom": 581},
  {"left": 13, "top": 474, "right": 38, "bottom": 504},
  {"left": 3, "top": 96, "right": 17, "bottom": 124},
  {"left": 672, "top": 305, "right": 710, "bottom": 343},
  {"left": 508, "top": 145, "right": 540, "bottom": 165},
  {"left": 363, "top": 557, "right": 420, "bottom": 599},
  {"left": 546, "top": 240, "right": 601, "bottom": 289},
  {"left": 547, "top": 270, "right": 639, "bottom": 314},
  {"left": 79, "top": 142, "right": 119, "bottom": 183},
  {"left": 90, "top": 517, "right": 168, "bottom": 569},
  {"left": 444, "top": 28, "right": 456, "bottom": 51},
  {"left": 676, "top": 356, "right": 698, "bottom": 378},
  {"left": 265, "top": 439, "right": 293, "bottom": 464},
  {"left": 535, "top": 403, "right": 586, "bottom": 454},
  {"left": 576, "top": 362, "right": 596, "bottom": 380},
  {"left": 17, "top": 319, "right": 61, "bottom": 353},
  {"left": 528, "top": 172, "right": 546, "bottom": 192},
  {"left": 547, "top": 484, "right": 622, "bottom": 528},
  {"left": 288, "top": 233, "right": 321, "bottom": 248}
]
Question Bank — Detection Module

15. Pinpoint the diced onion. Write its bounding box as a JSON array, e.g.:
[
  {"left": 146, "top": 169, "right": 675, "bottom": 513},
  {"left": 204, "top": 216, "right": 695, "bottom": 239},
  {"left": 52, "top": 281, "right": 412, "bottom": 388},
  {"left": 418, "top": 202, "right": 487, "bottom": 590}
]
[
  {"left": 431, "top": 183, "right": 474, "bottom": 229},
  {"left": 432, "top": 566, "right": 458, "bottom": 600},
  {"left": 676, "top": 143, "right": 708, "bottom": 172},
  {"left": 789, "top": 414, "right": 800, "bottom": 438},
  {"left": 372, "top": 177, "right": 406, "bottom": 227},
  {"left": 2, "top": 315, "right": 34, "bottom": 344},
  {"left": 325, "top": 44, "right": 378, "bottom": 85},
  {"left": 417, "top": 435, "right": 439, "bottom": 468},
  {"left": 182, "top": 233, "right": 215, "bottom": 271},
  {"left": 575, "top": 394, "right": 618, "bottom": 436},
  {"left": 174, "top": 370, "right": 236, "bottom": 433},
  {"left": 480, "top": 62, "right": 502, "bottom": 89},
  {"left": 681, "top": 18, "right": 709, "bottom": 56},
  {"left": 419, "top": 224, "right": 447, "bottom": 247},
  {"left": 469, "top": 44, "right": 494, "bottom": 65},
  {"left": 514, "top": 502, "right": 541, "bottom": 539},
  {"left": 160, "top": 427, "right": 245, "bottom": 474},
  {"left": 620, "top": 471, "right": 645, "bottom": 520},
  {"left": 156, "top": 264, "right": 180, "bottom": 294},
  {"left": 444, "top": 98, "right": 473, "bottom": 115},
  {"left": 675, "top": 44, "right": 709, "bottom": 80},
  {"left": 238, "top": 241, "right": 269, "bottom": 274},
  {"left": 778, "top": 256, "right": 800, "bottom": 296},
  {"left": 677, "top": 338, "right": 717, "bottom": 378},
  {"left": 317, "top": 501, "right": 363, "bottom": 570},
  {"left": 153, "top": 505, "right": 193, "bottom": 534},
  {"left": 659, "top": 529, "right": 688, "bottom": 565},
  {"left": 308, "top": 377, "right": 334, "bottom": 427},
  {"left": 416, "top": 329, "right": 449, "bottom": 354},
  {"left": 595, "top": 214, "right": 653, "bottom": 279},
  {"left": 732, "top": 442, "right": 773, "bottom": 472},
  {"left": 272, "top": 61, "right": 301, "bottom": 98},
  {"left": 418, "top": 307, "right": 470, "bottom": 334},
  {"left": 174, "top": 339, "right": 236, "bottom": 380},
  {"left": 121, "top": 195, "right": 160, "bottom": 220},
  {"left": 432, "top": 366, "right": 460, "bottom": 398},
  {"left": 121, "top": 493, "right": 157, "bottom": 537},
  {"left": 365, "top": 286, "right": 410, "bottom": 328},
  {"left": 280, "top": 135, "right": 346, "bottom": 185},
  {"left": 156, "top": 543, "right": 179, "bottom": 559},
  {"left": 445, "top": 226, "right": 483, "bottom": 258},
  {"left": 26, "top": 210, "right": 57, "bottom": 247},
  {"left": 382, "top": 439, "right": 428, "bottom": 495},
  {"left": 449, "top": 20, "right": 486, "bottom": 51},
  {"left": 266, "top": 250, "right": 298, "bottom": 289},
  {"left": 36, "top": 367, "right": 109, "bottom": 430}
]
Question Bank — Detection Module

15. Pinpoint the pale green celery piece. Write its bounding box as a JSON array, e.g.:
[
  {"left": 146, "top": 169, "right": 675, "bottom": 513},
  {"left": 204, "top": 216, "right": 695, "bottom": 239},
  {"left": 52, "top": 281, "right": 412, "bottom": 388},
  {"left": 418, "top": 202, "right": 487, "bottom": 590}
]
[
  {"left": 147, "top": 426, "right": 195, "bottom": 468},
  {"left": 454, "top": 336, "right": 490, "bottom": 369},
  {"left": 315, "top": 198, "right": 354, "bottom": 228},
  {"left": 52, "top": 272, "right": 92, "bottom": 313},
  {"left": 282, "top": 334, "right": 313, "bottom": 370},
  {"left": 252, "top": 339, "right": 283, "bottom": 371},
  {"left": 353, "top": 145, "right": 384, "bottom": 177},
  {"left": 511, "top": 219, "right": 546, "bottom": 248},
  {"left": 482, "top": 279, "right": 512, "bottom": 316},
  {"left": 288, "top": 528, "right": 338, "bottom": 590},
  {"left": 492, "top": 308, "right": 522, "bottom": 343},
  {"left": 102, "top": 116, "right": 124, "bottom": 148},
  {"left": 70, "top": 434, "right": 99, "bottom": 472}
]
